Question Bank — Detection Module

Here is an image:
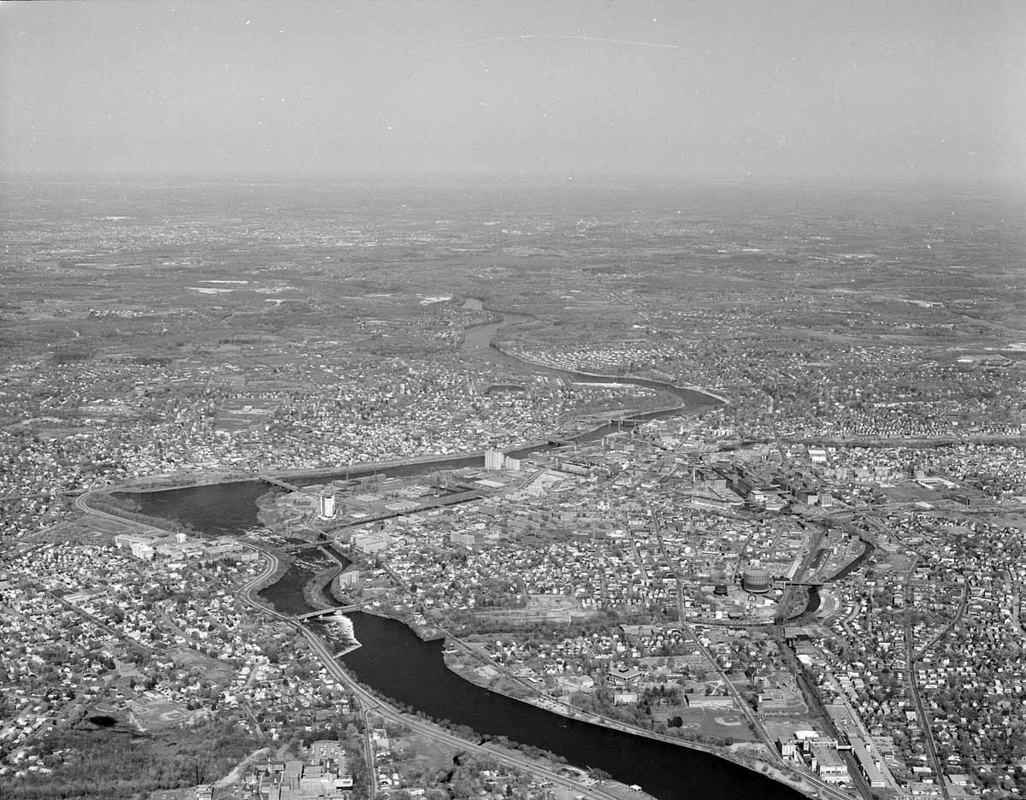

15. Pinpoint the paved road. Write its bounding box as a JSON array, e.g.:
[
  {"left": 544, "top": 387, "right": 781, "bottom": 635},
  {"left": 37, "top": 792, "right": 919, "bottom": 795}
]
[
  {"left": 297, "top": 622, "right": 626, "bottom": 800},
  {"left": 43, "top": 585, "right": 155, "bottom": 655},
  {"left": 75, "top": 489, "right": 179, "bottom": 538},
  {"left": 914, "top": 581, "right": 970, "bottom": 662},
  {"left": 362, "top": 709, "right": 377, "bottom": 793},
  {"left": 230, "top": 547, "right": 623, "bottom": 797},
  {"left": 902, "top": 557, "right": 949, "bottom": 800}
]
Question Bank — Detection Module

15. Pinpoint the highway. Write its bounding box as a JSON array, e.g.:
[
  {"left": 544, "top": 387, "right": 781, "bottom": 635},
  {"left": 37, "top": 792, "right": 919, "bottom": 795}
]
[
  {"left": 230, "top": 546, "right": 624, "bottom": 798},
  {"left": 74, "top": 489, "right": 182, "bottom": 538}
]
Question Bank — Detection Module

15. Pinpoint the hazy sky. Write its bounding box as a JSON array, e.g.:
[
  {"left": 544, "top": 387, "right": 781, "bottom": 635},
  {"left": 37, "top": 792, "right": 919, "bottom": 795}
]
[{"left": 2, "top": 0, "right": 1024, "bottom": 180}]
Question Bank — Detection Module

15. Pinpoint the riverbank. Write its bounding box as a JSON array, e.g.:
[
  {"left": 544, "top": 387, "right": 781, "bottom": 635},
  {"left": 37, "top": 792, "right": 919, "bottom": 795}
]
[
  {"left": 223, "top": 533, "right": 819, "bottom": 800},
  {"left": 440, "top": 643, "right": 809, "bottom": 793},
  {"left": 326, "top": 598, "right": 814, "bottom": 799}
]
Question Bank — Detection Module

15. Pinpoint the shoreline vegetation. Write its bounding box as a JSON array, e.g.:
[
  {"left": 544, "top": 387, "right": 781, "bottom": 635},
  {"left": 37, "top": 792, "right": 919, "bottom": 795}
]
[
  {"left": 317, "top": 601, "right": 822, "bottom": 799},
  {"left": 303, "top": 562, "right": 344, "bottom": 611},
  {"left": 317, "top": 563, "right": 822, "bottom": 797}
]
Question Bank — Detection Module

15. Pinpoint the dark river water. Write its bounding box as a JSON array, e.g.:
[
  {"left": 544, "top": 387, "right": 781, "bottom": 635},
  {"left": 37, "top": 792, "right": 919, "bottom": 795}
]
[
  {"left": 112, "top": 480, "right": 275, "bottom": 535},
  {"left": 118, "top": 305, "right": 805, "bottom": 799}
]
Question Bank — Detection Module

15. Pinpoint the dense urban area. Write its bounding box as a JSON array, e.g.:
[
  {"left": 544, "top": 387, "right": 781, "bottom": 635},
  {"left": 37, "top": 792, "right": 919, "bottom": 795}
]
[{"left": 1, "top": 180, "right": 1024, "bottom": 800}]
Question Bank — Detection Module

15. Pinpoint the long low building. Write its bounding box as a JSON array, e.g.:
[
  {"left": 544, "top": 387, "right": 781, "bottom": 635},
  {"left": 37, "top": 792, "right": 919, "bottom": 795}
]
[{"left": 852, "top": 741, "right": 888, "bottom": 788}]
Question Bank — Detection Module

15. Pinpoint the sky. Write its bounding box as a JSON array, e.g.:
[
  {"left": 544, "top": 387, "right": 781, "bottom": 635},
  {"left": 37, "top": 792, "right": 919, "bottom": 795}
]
[{"left": 2, "top": 0, "right": 1024, "bottom": 181}]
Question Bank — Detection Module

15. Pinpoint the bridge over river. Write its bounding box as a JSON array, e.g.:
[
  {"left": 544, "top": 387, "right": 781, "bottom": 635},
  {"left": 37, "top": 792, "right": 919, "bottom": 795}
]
[
  {"left": 293, "top": 604, "right": 363, "bottom": 621},
  {"left": 258, "top": 474, "right": 308, "bottom": 494}
]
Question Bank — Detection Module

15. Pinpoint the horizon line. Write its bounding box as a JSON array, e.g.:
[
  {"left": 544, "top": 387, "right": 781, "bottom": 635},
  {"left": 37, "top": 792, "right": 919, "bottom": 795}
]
[{"left": 2, "top": 170, "right": 1021, "bottom": 189}]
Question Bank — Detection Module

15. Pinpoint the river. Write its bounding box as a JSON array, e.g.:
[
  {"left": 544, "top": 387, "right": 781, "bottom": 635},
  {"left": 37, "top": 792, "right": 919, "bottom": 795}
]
[
  {"left": 249, "top": 561, "right": 804, "bottom": 800},
  {"left": 112, "top": 480, "right": 274, "bottom": 535},
  {"left": 460, "top": 297, "right": 722, "bottom": 428},
  {"left": 117, "top": 305, "right": 806, "bottom": 799}
]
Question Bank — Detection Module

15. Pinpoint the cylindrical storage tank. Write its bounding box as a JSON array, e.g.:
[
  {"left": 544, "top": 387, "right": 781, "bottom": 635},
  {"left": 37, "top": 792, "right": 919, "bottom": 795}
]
[{"left": 742, "top": 564, "right": 771, "bottom": 593}]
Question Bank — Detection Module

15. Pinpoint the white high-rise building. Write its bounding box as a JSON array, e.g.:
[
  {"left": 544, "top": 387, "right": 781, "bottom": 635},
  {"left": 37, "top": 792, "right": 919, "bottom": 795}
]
[
  {"left": 485, "top": 449, "right": 504, "bottom": 470},
  {"left": 319, "top": 493, "right": 336, "bottom": 520}
]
